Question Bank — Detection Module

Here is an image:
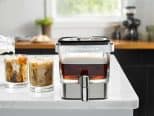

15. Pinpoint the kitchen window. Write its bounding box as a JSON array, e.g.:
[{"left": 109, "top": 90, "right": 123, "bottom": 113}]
[{"left": 51, "top": 0, "right": 123, "bottom": 23}]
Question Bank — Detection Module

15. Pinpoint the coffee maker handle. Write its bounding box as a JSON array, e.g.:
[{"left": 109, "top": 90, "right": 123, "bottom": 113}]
[
  {"left": 80, "top": 75, "right": 89, "bottom": 102},
  {"left": 110, "top": 42, "right": 114, "bottom": 53}
]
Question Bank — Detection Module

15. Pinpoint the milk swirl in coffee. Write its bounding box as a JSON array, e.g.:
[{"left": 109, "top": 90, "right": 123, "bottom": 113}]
[
  {"left": 5, "top": 55, "right": 28, "bottom": 83},
  {"left": 29, "top": 59, "right": 53, "bottom": 87}
]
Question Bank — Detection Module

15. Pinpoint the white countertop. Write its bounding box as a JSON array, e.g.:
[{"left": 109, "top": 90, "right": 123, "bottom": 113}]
[{"left": 0, "top": 55, "right": 139, "bottom": 110}]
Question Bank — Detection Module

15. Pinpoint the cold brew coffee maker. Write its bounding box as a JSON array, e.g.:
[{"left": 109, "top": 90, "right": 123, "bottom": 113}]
[{"left": 56, "top": 36, "right": 113, "bottom": 101}]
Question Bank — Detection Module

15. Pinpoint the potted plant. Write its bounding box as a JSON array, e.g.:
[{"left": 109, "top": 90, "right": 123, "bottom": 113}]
[{"left": 35, "top": 17, "right": 53, "bottom": 37}]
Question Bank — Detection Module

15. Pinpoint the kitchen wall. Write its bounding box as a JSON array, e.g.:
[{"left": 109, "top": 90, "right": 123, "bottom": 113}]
[
  {"left": 0, "top": 0, "right": 153, "bottom": 39},
  {"left": 0, "top": 0, "right": 43, "bottom": 37},
  {"left": 136, "top": 0, "right": 154, "bottom": 38},
  {"left": 52, "top": 0, "right": 154, "bottom": 39}
]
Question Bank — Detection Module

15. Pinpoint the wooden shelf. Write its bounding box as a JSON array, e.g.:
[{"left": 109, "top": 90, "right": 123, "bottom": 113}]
[
  {"left": 15, "top": 40, "right": 56, "bottom": 49},
  {"left": 113, "top": 40, "right": 154, "bottom": 50}
]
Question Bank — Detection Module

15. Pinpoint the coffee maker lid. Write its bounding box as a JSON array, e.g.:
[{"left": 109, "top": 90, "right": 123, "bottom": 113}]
[{"left": 58, "top": 36, "right": 110, "bottom": 45}]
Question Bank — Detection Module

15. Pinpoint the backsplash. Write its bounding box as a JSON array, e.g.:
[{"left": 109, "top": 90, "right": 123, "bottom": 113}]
[{"left": 0, "top": 0, "right": 153, "bottom": 40}]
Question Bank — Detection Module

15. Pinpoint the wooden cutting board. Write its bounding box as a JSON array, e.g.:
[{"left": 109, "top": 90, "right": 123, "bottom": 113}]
[{"left": 15, "top": 40, "right": 56, "bottom": 49}]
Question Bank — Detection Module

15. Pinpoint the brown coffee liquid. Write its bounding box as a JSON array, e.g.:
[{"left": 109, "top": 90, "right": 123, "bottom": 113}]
[{"left": 61, "top": 63, "right": 108, "bottom": 80}]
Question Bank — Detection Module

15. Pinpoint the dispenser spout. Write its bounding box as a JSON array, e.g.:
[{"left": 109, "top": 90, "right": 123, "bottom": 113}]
[{"left": 80, "top": 75, "right": 89, "bottom": 101}]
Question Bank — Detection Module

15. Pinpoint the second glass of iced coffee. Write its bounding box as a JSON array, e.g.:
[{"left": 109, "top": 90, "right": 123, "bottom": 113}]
[{"left": 29, "top": 57, "right": 53, "bottom": 92}]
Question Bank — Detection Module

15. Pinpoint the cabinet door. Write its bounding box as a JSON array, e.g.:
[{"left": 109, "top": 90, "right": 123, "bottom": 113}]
[
  {"left": 115, "top": 50, "right": 148, "bottom": 116},
  {"left": 115, "top": 50, "right": 142, "bottom": 66},
  {"left": 123, "top": 66, "right": 147, "bottom": 116},
  {"left": 147, "top": 66, "right": 154, "bottom": 116}
]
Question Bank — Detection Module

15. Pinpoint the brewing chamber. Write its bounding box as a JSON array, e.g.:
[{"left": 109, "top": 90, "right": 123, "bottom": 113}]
[{"left": 56, "top": 36, "right": 113, "bottom": 101}]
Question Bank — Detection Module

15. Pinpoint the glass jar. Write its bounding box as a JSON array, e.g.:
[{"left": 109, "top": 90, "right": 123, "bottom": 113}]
[
  {"left": 4, "top": 55, "right": 28, "bottom": 88},
  {"left": 56, "top": 36, "right": 113, "bottom": 83}
]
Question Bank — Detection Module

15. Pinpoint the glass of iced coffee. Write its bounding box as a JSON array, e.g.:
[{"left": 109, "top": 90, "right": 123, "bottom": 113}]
[
  {"left": 4, "top": 55, "right": 28, "bottom": 88},
  {"left": 29, "top": 57, "right": 53, "bottom": 92}
]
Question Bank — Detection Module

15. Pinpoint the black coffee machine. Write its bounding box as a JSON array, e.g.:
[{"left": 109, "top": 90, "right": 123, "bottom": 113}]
[{"left": 123, "top": 6, "right": 140, "bottom": 40}]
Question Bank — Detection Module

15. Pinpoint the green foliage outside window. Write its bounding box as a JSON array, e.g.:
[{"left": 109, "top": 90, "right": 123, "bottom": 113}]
[{"left": 56, "top": 0, "right": 121, "bottom": 16}]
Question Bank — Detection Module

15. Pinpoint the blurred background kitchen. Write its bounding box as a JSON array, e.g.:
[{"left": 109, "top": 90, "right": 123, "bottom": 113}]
[
  {"left": 0, "top": 0, "right": 149, "bottom": 39},
  {"left": 0, "top": 1, "right": 154, "bottom": 116}
]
